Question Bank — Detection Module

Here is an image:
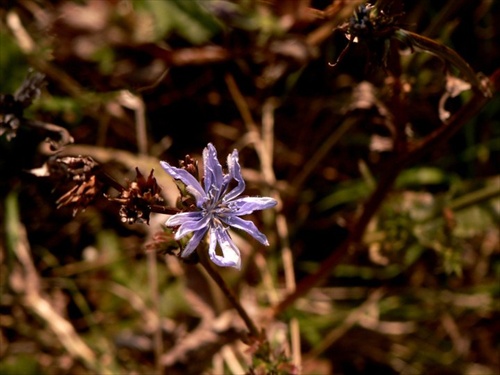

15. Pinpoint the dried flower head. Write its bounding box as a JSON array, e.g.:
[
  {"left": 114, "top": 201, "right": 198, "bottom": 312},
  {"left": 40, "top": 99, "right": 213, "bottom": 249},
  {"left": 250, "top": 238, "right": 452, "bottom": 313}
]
[
  {"left": 347, "top": 3, "right": 401, "bottom": 42},
  {"left": 110, "top": 168, "right": 164, "bottom": 224},
  {"left": 43, "top": 156, "right": 102, "bottom": 215},
  {"left": 1, "top": 71, "right": 45, "bottom": 140}
]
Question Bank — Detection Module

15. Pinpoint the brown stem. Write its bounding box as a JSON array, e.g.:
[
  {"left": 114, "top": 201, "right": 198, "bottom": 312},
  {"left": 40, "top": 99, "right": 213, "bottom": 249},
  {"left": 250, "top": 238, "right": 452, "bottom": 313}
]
[
  {"left": 272, "top": 69, "right": 499, "bottom": 317},
  {"left": 404, "top": 70, "right": 500, "bottom": 166},
  {"left": 149, "top": 204, "right": 181, "bottom": 215},
  {"left": 95, "top": 169, "right": 126, "bottom": 193},
  {"left": 197, "top": 248, "right": 261, "bottom": 339},
  {"left": 273, "top": 167, "right": 399, "bottom": 317}
]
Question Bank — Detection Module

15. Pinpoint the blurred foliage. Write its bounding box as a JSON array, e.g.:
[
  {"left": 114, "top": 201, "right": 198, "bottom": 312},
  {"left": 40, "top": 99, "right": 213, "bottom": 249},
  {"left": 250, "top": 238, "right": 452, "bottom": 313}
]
[
  {"left": 0, "top": 30, "right": 30, "bottom": 93},
  {"left": 1, "top": 0, "right": 499, "bottom": 374},
  {"left": 134, "top": 1, "right": 218, "bottom": 44}
]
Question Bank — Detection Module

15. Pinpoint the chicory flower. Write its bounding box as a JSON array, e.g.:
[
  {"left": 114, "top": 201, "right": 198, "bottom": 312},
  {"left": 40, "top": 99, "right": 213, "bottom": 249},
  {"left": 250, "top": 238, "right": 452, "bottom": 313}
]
[{"left": 160, "top": 143, "right": 276, "bottom": 269}]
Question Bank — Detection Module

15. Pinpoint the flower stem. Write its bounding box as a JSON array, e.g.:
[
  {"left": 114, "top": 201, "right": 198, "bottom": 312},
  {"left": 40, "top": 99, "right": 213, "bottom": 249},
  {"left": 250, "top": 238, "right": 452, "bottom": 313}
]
[
  {"left": 197, "top": 248, "right": 261, "bottom": 339},
  {"left": 95, "top": 168, "right": 126, "bottom": 193},
  {"left": 149, "top": 204, "right": 181, "bottom": 215}
]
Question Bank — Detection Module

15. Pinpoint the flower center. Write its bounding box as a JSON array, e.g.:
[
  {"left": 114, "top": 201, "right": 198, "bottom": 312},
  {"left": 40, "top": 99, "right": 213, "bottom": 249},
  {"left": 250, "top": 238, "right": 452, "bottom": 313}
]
[{"left": 203, "top": 195, "right": 231, "bottom": 219}]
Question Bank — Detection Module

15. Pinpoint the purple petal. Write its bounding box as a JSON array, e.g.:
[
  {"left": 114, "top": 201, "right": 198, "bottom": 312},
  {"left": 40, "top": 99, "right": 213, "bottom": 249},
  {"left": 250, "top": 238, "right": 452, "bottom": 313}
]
[
  {"left": 223, "top": 149, "right": 246, "bottom": 201},
  {"left": 160, "top": 161, "right": 205, "bottom": 206},
  {"left": 166, "top": 212, "right": 209, "bottom": 239},
  {"left": 228, "top": 197, "right": 277, "bottom": 215},
  {"left": 208, "top": 225, "right": 241, "bottom": 269},
  {"left": 165, "top": 211, "right": 202, "bottom": 227},
  {"left": 203, "top": 143, "right": 224, "bottom": 199},
  {"left": 181, "top": 228, "right": 208, "bottom": 258},
  {"left": 220, "top": 215, "right": 270, "bottom": 245}
]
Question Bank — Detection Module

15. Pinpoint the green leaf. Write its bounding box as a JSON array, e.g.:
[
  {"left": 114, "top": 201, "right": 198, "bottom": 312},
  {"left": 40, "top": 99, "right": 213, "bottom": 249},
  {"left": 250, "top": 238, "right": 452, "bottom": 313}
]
[
  {"left": 454, "top": 205, "right": 496, "bottom": 238},
  {"left": 395, "top": 167, "right": 454, "bottom": 189},
  {"left": 316, "top": 179, "right": 372, "bottom": 211}
]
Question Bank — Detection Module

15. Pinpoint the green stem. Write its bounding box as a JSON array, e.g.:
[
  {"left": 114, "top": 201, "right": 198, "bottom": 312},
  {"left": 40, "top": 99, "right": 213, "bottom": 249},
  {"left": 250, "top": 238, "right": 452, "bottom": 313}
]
[{"left": 449, "top": 183, "right": 500, "bottom": 212}]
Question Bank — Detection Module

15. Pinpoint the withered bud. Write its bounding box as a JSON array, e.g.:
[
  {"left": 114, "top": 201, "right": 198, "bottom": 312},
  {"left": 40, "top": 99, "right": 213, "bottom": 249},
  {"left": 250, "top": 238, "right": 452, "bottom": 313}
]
[
  {"left": 56, "top": 175, "right": 103, "bottom": 216},
  {"left": 33, "top": 156, "right": 103, "bottom": 215},
  {"left": 49, "top": 155, "right": 99, "bottom": 181},
  {"left": 109, "top": 168, "right": 164, "bottom": 225},
  {"left": 172, "top": 155, "right": 200, "bottom": 210},
  {"left": 179, "top": 154, "right": 199, "bottom": 179}
]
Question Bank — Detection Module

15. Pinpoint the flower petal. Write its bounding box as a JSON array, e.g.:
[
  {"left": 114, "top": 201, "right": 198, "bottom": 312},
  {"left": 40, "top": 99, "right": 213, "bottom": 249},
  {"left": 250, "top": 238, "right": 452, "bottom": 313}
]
[
  {"left": 203, "top": 143, "right": 224, "bottom": 200},
  {"left": 228, "top": 197, "right": 277, "bottom": 215},
  {"left": 165, "top": 211, "right": 201, "bottom": 227},
  {"left": 160, "top": 161, "right": 205, "bottom": 206},
  {"left": 208, "top": 225, "right": 241, "bottom": 269},
  {"left": 181, "top": 228, "right": 208, "bottom": 258},
  {"left": 166, "top": 211, "right": 209, "bottom": 239},
  {"left": 223, "top": 148, "right": 246, "bottom": 202},
  {"left": 220, "top": 215, "right": 270, "bottom": 245}
]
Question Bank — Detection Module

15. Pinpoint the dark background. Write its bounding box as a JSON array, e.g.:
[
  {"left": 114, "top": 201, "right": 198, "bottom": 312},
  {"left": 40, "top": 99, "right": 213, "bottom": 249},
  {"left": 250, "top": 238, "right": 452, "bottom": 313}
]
[{"left": 1, "top": 1, "right": 499, "bottom": 374}]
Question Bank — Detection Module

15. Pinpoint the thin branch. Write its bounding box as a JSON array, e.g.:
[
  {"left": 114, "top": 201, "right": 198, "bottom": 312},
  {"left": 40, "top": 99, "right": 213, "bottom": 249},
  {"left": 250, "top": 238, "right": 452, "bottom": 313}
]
[
  {"left": 197, "top": 247, "right": 261, "bottom": 340},
  {"left": 292, "top": 116, "right": 357, "bottom": 190},
  {"left": 272, "top": 69, "right": 499, "bottom": 317}
]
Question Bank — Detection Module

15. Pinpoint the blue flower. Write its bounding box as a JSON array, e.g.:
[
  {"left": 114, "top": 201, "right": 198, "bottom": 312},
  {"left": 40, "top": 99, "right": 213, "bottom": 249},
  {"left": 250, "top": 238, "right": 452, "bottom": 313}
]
[{"left": 160, "top": 143, "right": 277, "bottom": 269}]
